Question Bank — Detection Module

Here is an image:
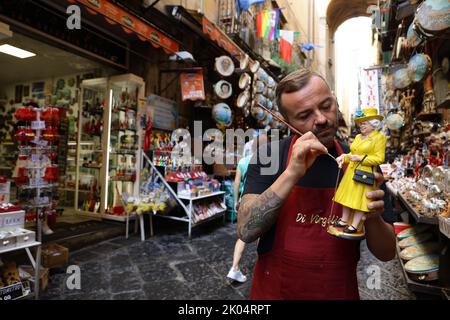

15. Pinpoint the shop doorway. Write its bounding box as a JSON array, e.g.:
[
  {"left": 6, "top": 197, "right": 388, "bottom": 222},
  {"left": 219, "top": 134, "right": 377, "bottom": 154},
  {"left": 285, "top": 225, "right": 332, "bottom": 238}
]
[{"left": 0, "top": 30, "right": 120, "bottom": 240}]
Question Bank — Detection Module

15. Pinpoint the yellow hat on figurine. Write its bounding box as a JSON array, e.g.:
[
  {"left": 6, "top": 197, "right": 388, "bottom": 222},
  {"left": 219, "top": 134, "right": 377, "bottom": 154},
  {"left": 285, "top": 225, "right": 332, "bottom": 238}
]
[{"left": 354, "top": 107, "right": 383, "bottom": 125}]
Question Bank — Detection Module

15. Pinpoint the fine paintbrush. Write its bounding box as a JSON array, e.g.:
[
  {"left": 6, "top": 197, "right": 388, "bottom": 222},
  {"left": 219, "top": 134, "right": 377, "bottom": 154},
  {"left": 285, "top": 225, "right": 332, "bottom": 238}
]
[{"left": 256, "top": 102, "right": 337, "bottom": 163}]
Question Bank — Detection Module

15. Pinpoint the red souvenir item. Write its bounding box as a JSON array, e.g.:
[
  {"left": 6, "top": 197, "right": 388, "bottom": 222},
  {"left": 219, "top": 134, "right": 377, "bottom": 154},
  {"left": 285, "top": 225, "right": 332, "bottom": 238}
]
[
  {"left": 14, "top": 167, "right": 28, "bottom": 185},
  {"left": 25, "top": 107, "right": 37, "bottom": 122},
  {"left": 14, "top": 106, "right": 27, "bottom": 121}
]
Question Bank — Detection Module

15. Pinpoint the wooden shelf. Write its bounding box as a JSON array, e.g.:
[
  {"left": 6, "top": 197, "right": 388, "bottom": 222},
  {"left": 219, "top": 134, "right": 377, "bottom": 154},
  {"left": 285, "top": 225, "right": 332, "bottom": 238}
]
[{"left": 398, "top": 193, "right": 438, "bottom": 225}]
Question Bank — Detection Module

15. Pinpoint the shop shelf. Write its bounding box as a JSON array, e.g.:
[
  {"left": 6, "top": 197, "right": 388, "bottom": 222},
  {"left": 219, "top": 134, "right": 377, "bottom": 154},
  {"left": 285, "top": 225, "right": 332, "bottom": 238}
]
[
  {"left": 101, "top": 213, "right": 128, "bottom": 222},
  {"left": 110, "top": 149, "right": 137, "bottom": 155},
  {"left": 112, "top": 107, "right": 137, "bottom": 113},
  {"left": 396, "top": 245, "right": 444, "bottom": 297},
  {"left": 398, "top": 193, "right": 438, "bottom": 225},
  {"left": 192, "top": 209, "right": 227, "bottom": 226},
  {"left": 111, "top": 128, "right": 137, "bottom": 133},
  {"left": 0, "top": 241, "right": 41, "bottom": 255},
  {"left": 438, "top": 216, "right": 450, "bottom": 239},
  {"left": 109, "top": 176, "right": 135, "bottom": 182},
  {"left": 178, "top": 191, "right": 226, "bottom": 201}
]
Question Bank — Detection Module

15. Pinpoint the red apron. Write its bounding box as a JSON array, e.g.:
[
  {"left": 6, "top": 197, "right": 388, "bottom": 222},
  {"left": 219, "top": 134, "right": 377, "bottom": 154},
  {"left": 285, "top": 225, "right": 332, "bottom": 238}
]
[{"left": 250, "top": 135, "right": 360, "bottom": 300}]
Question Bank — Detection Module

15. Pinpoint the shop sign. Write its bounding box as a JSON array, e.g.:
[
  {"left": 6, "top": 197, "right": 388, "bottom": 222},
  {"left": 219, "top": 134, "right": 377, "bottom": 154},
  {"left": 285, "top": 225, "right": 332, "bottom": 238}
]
[
  {"left": 0, "top": 283, "right": 24, "bottom": 301},
  {"left": 147, "top": 94, "right": 178, "bottom": 131},
  {"left": 69, "top": 0, "right": 179, "bottom": 53},
  {"left": 180, "top": 69, "right": 205, "bottom": 101},
  {"left": 361, "top": 68, "right": 381, "bottom": 111}
]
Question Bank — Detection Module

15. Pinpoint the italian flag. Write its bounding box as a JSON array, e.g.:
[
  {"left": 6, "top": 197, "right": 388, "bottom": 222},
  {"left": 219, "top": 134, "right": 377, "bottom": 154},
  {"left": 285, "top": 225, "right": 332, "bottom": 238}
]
[{"left": 279, "top": 30, "right": 294, "bottom": 64}]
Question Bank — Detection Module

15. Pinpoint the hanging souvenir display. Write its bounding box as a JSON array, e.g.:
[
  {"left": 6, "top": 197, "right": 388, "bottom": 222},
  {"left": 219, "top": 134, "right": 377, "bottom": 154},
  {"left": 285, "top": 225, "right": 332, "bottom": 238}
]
[
  {"left": 251, "top": 106, "right": 266, "bottom": 121},
  {"left": 254, "top": 80, "right": 266, "bottom": 94},
  {"left": 406, "top": 23, "right": 424, "bottom": 48},
  {"left": 212, "top": 103, "right": 232, "bottom": 127},
  {"left": 215, "top": 56, "right": 235, "bottom": 77},
  {"left": 416, "top": 0, "right": 450, "bottom": 36},
  {"left": 239, "top": 73, "right": 251, "bottom": 90},
  {"left": 240, "top": 53, "right": 249, "bottom": 71},
  {"left": 249, "top": 60, "right": 260, "bottom": 74},
  {"left": 214, "top": 80, "right": 233, "bottom": 99},
  {"left": 393, "top": 68, "right": 412, "bottom": 89},
  {"left": 407, "top": 53, "right": 432, "bottom": 83},
  {"left": 386, "top": 112, "right": 405, "bottom": 130},
  {"left": 236, "top": 90, "right": 250, "bottom": 108}
]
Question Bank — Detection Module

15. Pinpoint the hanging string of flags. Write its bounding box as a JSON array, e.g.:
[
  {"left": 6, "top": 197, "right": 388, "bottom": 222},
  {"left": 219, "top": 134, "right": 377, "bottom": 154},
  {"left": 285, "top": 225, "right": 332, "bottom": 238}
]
[{"left": 244, "top": 4, "right": 324, "bottom": 64}]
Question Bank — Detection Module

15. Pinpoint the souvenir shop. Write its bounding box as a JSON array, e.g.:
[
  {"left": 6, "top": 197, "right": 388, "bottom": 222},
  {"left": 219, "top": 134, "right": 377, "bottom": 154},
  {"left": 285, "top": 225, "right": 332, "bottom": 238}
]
[
  {"left": 376, "top": 0, "right": 450, "bottom": 299},
  {"left": 0, "top": 0, "right": 184, "bottom": 299},
  {"left": 0, "top": 0, "right": 287, "bottom": 299}
]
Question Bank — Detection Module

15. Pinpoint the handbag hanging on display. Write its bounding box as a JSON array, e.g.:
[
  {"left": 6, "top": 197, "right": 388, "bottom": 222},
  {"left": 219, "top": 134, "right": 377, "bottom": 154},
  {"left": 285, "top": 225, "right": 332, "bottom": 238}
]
[{"left": 353, "top": 155, "right": 375, "bottom": 186}]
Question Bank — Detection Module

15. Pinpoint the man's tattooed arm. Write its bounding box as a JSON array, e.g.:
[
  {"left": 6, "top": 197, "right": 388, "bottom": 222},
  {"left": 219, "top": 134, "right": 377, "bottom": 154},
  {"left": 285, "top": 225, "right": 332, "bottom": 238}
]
[{"left": 237, "top": 190, "right": 284, "bottom": 243}]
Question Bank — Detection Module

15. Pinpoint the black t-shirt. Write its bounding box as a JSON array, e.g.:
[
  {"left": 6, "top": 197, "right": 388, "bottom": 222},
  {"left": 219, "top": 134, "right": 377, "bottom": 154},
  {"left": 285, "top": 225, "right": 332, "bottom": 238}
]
[{"left": 242, "top": 135, "right": 396, "bottom": 254}]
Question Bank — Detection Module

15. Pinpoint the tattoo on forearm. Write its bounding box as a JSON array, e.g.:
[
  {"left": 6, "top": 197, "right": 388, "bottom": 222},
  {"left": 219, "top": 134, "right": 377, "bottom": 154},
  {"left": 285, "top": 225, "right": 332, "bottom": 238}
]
[{"left": 239, "top": 190, "right": 283, "bottom": 242}]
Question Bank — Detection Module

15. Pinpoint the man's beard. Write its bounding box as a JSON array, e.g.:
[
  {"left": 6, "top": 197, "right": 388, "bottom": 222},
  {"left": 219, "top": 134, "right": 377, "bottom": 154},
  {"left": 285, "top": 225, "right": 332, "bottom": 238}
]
[{"left": 313, "top": 123, "right": 337, "bottom": 147}]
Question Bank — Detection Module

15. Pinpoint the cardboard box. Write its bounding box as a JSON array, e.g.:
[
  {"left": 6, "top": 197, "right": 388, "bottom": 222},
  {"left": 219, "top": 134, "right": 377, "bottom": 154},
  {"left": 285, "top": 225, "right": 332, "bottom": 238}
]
[
  {"left": 19, "top": 265, "right": 49, "bottom": 292},
  {"left": 41, "top": 243, "right": 69, "bottom": 269}
]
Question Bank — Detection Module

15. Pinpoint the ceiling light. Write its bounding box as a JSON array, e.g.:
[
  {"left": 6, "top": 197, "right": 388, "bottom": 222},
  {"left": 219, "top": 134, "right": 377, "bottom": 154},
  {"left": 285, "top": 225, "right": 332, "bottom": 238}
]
[{"left": 0, "top": 44, "right": 36, "bottom": 59}]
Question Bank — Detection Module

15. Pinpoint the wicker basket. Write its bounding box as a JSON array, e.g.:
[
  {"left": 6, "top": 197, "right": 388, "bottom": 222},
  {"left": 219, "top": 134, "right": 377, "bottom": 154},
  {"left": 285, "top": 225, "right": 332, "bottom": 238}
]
[{"left": 438, "top": 216, "right": 450, "bottom": 239}]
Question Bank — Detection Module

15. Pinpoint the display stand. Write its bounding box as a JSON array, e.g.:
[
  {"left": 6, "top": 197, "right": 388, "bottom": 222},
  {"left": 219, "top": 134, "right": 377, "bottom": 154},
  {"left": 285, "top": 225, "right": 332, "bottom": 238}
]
[
  {"left": 0, "top": 236, "right": 41, "bottom": 300},
  {"left": 398, "top": 193, "right": 439, "bottom": 225},
  {"left": 391, "top": 191, "right": 450, "bottom": 297},
  {"left": 141, "top": 152, "right": 226, "bottom": 239}
]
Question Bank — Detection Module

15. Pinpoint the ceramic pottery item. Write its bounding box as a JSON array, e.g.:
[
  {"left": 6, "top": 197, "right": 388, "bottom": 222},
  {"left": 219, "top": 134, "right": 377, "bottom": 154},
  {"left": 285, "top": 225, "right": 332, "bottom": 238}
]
[
  {"left": 215, "top": 56, "right": 235, "bottom": 77},
  {"left": 400, "top": 242, "right": 440, "bottom": 261},
  {"left": 398, "top": 232, "right": 434, "bottom": 249}
]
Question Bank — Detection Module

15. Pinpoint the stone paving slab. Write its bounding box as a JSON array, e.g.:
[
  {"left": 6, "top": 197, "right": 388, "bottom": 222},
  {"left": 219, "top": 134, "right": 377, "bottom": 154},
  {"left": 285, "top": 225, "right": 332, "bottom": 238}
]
[{"left": 40, "top": 222, "right": 416, "bottom": 300}]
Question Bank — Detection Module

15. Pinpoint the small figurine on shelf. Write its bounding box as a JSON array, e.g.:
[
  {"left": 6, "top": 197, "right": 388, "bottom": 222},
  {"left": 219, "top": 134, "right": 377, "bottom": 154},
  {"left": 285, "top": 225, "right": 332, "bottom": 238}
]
[{"left": 328, "top": 108, "right": 387, "bottom": 240}]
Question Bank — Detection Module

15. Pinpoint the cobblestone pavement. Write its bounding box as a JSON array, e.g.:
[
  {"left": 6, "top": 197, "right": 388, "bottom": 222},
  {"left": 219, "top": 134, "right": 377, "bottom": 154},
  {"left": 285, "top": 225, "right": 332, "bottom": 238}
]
[{"left": 41, "top": 220, "right": 416, "bottom": 300}]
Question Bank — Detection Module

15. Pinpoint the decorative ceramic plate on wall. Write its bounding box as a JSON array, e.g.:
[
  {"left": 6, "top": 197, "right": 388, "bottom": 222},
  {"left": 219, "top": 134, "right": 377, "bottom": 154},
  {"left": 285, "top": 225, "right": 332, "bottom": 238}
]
[
  {"left": 215, "top": 56, "right": 235, "bottom": 77},
  {"left": 214, "top": 80, "right": 233, "bottom": 99}
]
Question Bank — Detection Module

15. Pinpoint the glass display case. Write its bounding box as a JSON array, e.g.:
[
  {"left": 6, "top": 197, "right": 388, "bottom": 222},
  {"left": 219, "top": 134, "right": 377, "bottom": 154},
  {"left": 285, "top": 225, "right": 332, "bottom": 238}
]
[
  {"left": 101, "top": 74, "right": 145, "bottom": 221},
  {"left": 74, "top": 78, "right": 107, "bottom": 217},
  {"left": 73, "top": 74, "right": 145, "bottom": 221}
]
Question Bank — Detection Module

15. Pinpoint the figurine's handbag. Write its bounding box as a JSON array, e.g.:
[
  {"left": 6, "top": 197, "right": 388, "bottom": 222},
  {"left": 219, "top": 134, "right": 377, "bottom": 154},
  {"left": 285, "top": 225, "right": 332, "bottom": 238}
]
[{"left": 353, "top": 155, "right": 375, "bottom": 186}]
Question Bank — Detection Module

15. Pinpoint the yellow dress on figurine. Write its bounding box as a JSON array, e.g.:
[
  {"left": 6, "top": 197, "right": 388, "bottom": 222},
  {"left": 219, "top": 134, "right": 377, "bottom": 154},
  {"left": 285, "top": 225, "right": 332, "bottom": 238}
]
[{"left": 333, "top": 126, "right": 386, "bottom": 212}]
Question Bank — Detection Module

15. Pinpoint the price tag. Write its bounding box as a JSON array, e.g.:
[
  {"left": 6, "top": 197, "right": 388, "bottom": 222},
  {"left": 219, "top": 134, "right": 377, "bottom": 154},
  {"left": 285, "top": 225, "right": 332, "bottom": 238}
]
[
  {"left": 31, "top": 121, "right": 45, "bottom": 130},
  {"left": 39, "top": 197, "right": 49, "bottom": 205},
  {"left": 0, "top": 283, "right": 24, "bottom": 300}
]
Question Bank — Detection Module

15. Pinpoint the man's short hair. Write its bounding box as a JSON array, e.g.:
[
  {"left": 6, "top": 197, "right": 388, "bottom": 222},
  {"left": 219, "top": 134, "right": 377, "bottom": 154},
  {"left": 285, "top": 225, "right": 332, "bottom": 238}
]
[{"left": 275, "top": 69, "right": 330, "bottom": 118}]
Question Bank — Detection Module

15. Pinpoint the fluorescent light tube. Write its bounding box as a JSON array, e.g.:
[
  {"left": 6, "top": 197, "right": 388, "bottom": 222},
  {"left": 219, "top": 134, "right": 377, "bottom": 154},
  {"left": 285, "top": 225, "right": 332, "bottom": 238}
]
[{"left": 0, "top": 44, "right": 35, "bottom": 58}]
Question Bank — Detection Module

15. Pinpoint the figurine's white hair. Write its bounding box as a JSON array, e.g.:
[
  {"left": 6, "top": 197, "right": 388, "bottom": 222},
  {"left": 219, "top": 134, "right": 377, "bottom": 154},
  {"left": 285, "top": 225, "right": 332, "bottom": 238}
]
[{"left": 362, "top": 119, "right": 382, "bottom": 130}]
